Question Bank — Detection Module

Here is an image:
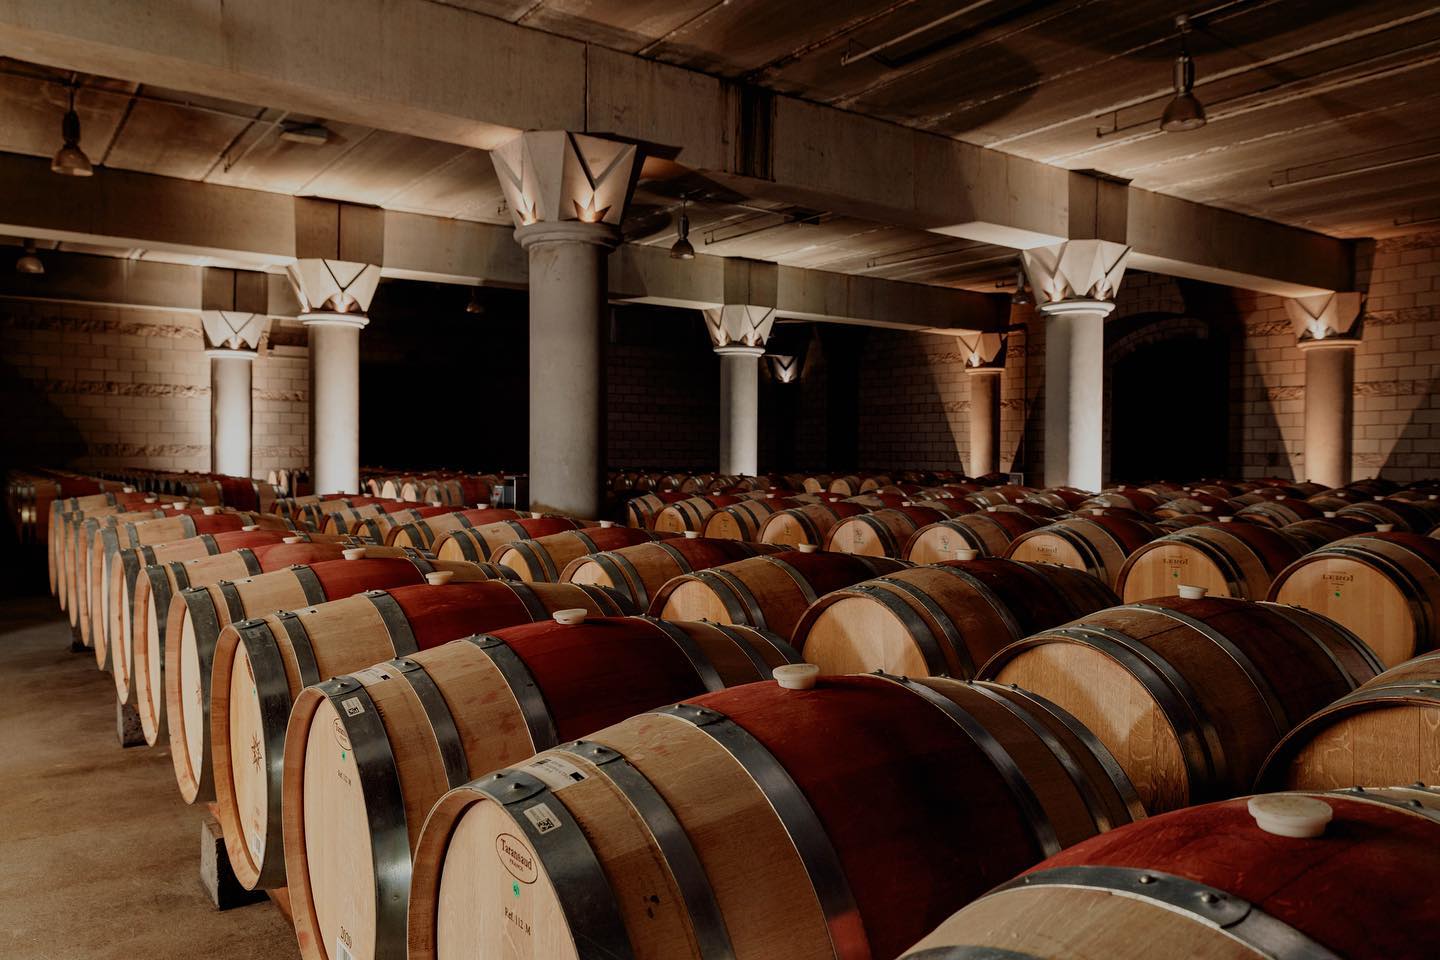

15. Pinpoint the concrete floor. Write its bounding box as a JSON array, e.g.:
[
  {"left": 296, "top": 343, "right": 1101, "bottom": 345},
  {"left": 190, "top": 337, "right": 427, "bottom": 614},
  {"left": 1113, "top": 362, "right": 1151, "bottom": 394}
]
[{"left": 0, "top": 589, "right": 299, "bottom": 960}]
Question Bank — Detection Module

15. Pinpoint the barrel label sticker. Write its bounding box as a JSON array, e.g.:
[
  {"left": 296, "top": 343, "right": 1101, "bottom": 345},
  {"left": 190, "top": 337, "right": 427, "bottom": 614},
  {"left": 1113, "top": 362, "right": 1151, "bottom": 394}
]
[
  {"left": 496, "top": 833, "right": 540, "bottom": 883},
  {"left": 522, "top": 802, "right": 562, "bottom": 835},
  {"left": 341, "top": 696, "right": 364, "bottom": 717},
  {"left": 351, "top": 666, "right": 394, "bottom": 685},
  {"left": 332, "top": 718, "right": 352, "bottom": 751},
  {"left": 521, "top": 756, "right": 587, "bottom": 792}
]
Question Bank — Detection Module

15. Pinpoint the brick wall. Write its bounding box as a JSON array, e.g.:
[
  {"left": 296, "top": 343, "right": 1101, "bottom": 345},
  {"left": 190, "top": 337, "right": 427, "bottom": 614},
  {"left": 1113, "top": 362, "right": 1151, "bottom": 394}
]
[{"left": 0, "top": 298, "right": 307, "bottom": 480}]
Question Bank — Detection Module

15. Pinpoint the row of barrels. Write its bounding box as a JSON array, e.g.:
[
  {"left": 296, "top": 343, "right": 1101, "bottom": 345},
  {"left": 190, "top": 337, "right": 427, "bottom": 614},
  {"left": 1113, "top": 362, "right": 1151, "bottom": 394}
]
[
  {"left": 360, "top": 470, "right": 505, "bottom": 505},
  {"left": 34, "top": 469, "right": 1440, "bottom": 960},
  {"left": 606, "top": 468, "right": 1001, "bottom": 498}
]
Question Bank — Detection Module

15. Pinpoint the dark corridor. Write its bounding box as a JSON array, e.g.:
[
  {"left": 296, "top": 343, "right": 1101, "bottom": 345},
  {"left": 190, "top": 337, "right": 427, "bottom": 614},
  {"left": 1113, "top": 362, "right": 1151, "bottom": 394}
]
[{"left": 1111, "top": 337, "right": 1229, "bottom": 483}]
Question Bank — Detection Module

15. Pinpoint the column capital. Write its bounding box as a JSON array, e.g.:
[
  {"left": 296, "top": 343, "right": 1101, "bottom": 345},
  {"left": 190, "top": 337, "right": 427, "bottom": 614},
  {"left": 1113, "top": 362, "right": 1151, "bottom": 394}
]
[
  {"left": 705, "top": 304, "right": 776, "bottom": 350},
  {"left": 957, "top": 330, "right": 1007, "bottom": 371},
  {"left": 204, "top": 347, "right": 259, "bottom": 362},
  {"left": 491, "top": 130, "right": 641, "bottom": 230},
  {"left": 514, "top": 219, "right": 621, "bottom": 250},
  {"left": 287, "top": 259, "right": 381, "bottom": 318},
  {"left": 199, "top": 311, "right": 267, "bottom": 354},
  {"left": 1286, "top": 291, "right": 1364, "bottom": 346},
  {"left": 1022, "top": 239, "right": 1130, "bottom": 309},
  {"left": 767, "top": 354, "right": 802, "bottom": 383},
  {"left": 300, "top": 310, "right": 370, "bottom": 330},
  {"left": 201, "top": 266, "right": 269, "bottom": 355}
]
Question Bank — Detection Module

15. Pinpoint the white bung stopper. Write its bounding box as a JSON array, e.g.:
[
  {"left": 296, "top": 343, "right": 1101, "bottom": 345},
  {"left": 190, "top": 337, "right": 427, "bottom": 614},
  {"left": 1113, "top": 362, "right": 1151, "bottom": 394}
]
[
  {"left": 425, "top": 570, "right": 454, "bottom": 586},
  {"left": 599, "top": 520, "right": 614, "bottom": 528},
  {"left": 342, "top": 547, "right": 367, "bottom": 560},
  {"left": 797, "top": 543, "right": 818, "bottom": 554},
  {"left": 773, "top": 663, "right": 821, "bottom": 690},
  {"left": 203, "top": 506, "right": 221, "bottom": 515},
  {"left": 172, "top": 501, "right": 187, "bottom": 510},
  {"left": 532, "top": 511, "right": 545, "bottom": 519},
  {"left": 1247, "top": 794, "right": 1332, "bottom": 838},
  {"left": 1177, "top": 584, "right": 1208, "bottom": 600},
  {"left": 953, "top": 548, "right": 980, "bottom": 561},
  {"left": 1090, "top": 508, "right": 1105, "bottom": 516},
  {"left": 144, "top": 496, "right": 158, "bottom": 504},
  {"left": 1375, "top": 523, "right": 1395, "bottom": 533},
  {"left": 552, "top": 608, "right": 588, "bottom": 625},
  {"left": 1219, "top": 515, "right": 1234, "bottom": 524},
  {"left": 1201, "top": 505, "right": 1215, "bottom": 513},
  {"left": 430, "top": 500, "right": 443, "bottom": 507},
  {"left": 241, "top": 524, "right": 258, "bottom": 532},
  {"left": 282, "top": 536, "right": 304, "bottom": 544},
  {"left": 1323, "top": 511, "right": 1337, "bottom": 518},
  {"left": 123, "top": 486, "right": 136, "bottom": 493},
  {"left": 476, "top": 503, "right": 489, "bottom": 510}
]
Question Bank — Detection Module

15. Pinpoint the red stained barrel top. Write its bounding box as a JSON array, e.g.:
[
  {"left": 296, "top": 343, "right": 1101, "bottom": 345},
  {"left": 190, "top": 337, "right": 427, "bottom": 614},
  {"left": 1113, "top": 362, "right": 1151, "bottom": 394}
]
[
  {"left": 387, "top": 581, "right": 539, "bottom": 648},
  {"left": 492, "top": 617, "right": 708, "bottom": 742},
  {"left": 250, "top": 541, "right": 349, "bottom": 571},
  {"left": 685, "top": 675, "right": 1040, "bottom": 959},
  {"left": 1027, "top": 794, "right": 1440, "bottom": 960},
  {"left": 767, "top": 549, "right": 908, "bottom": 595},
  {"left": 204, "top": 529, "right": 293, "bottom": 553},
  {"left": 306, "top": 556, "right": 430, "bottom": 602}
]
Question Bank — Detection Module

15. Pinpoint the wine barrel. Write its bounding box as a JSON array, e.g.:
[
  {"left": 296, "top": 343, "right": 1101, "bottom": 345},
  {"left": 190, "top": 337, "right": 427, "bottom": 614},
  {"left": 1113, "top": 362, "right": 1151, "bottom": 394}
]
[
  {"left": 795, "top": 557, "right": 1118, "bottom": 678},
  {"left": 700, "top": 496, "right": 799, "bottom": 540},
  {"left": 651, "top": 551, "right": 910, "bottom": 638},
  {"left": 1114, "top": 521, "right": 1307, "bottom": 602},
  {"left": 1336, "top": 498, "right": 1436, "bottom": 533},
  {"left": 561, "top": 537, "right": 786, "bottom": 610},
  {"left": 979, "top": 597, "right": 1383, "bottom": 812},
  {"left": 1259, "top": 650, "right": 1440, "bottom": 790},
  {"left": 387, "top": 506, "right": 525, "bottom": 551},
  {"left": 490, "top": 524, "right": 666, "bottom": 581},
  {"left": 1005, "top": 515, "right": 1164, "bottom": 589},
  {"left": 166, "top": 554, "right": 498, "bottom": 803},
  {"left": 1281, "top": 514, "right": 1374, "bottom": 550},
  {"left": 210, "top": 580, "right": 632, "bottom": 889},
  {"left": 281, "top": 494, "right": 375, "bottom": 531},
  {"left": 623, "top": 491, "right": 688, "bottom": 528},
  {"left": 48, "top": 490, "right": 150, "bottom": 597},
  {"left": 801, "top": 473, "right": 835, "bottom": 493},
  {"left": 967, "top": 484, "right": 1035, "bottom": 507},
  {"left": 71, "top": 507, "right": 173, "bottom": 634},
  {"left": 54, "top": 495, "right": 155, "bottom": 611},
  {"left": 408, "top": 672, "right": 1142, "bottom": 960},
  {"left": 1234, "top": 498, "right": 1323, "bottom": 527},
  {"left": 904, "top": 511, "right": 1046, "bottom": 562},
  {"left": 651, "top": 495, "right": 743, "bottom": 534},
  {"left": 1267, "top": 532, "right": 1440, "bottom": 667},
  {"left": 326, "top": 504, "right": 457, "bottom": 541},
  {"left": 1156, "top": 514, "right": 1213, "bottom": 531},
  {"left": 283, "top": 615, "right": 800, "bottom": 959},
  {"left": 900, "top": 790, "right": 1440, "bottom": 960},
  {"left": 434, "top": 516, "right": 591, "bottom": 562},
  {"left": 1080, "top": 487, "right": 1163, "bottom": 515},
  {"left": 416, "top": 475, "right": 496, "bottom": 506},
  {"left": 823, "top": 506, "right": 953, "bottom": 558},
  {"left": 758, "top": 500, "right": 871, "bottom": 547}
]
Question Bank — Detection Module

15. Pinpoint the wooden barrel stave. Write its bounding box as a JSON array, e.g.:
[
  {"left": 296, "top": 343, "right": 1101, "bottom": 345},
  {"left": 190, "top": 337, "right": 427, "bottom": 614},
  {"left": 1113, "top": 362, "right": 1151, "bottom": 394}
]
[
  {"left": 904, "top": 511, "right": 1046, "bottom": 562},
  {"left": 491, "top": 525, "right": 663, "bottom": 581},
  {"left": 1115, "top": 522, "right": 1306, "bottom": 602},
  {"left": 1006, "top": 515, "right": 1163, "bottom": 588},
  {"left": 561, "top": 538, "right": 784, "bottom": 610}
]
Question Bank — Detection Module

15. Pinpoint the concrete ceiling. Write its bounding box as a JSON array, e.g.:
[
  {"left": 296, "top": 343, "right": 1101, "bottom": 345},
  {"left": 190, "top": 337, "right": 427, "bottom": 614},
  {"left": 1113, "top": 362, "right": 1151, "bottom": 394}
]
[
  {"left": 0, "top": 56, "right": 1019, "bottom": 292},
  {"left": 460, "top": 0, "right": 1440, "bottom": 240}
]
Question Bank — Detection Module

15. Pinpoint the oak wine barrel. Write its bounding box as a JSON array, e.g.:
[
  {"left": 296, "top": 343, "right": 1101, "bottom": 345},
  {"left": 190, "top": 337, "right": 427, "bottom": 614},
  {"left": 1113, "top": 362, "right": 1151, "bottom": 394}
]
[
  {"left": 822, "top": 505, "right": 955, "bottom": 558},
  {"left": 408, "top": 673, "right": 1142, "bottom": 960},
  {"left": 758, "top": 500, "right": 871, "bottom": 547},
  {"left": 166, "top": 554, "right": 499, "bottom": 803},
  {"left": 979, "top": 597, "right": 1383, "bottom": 812},
  {"left": 1258, "top": 650, "right": 1440, "bottom": 790},
  {"left": 624, "top": 491, "right": 688, "bottom": 528},
  {"left": 562, "top": 538, "right": 786, "bottom": 610},
  {"left": 795, "top": 557, "right": 1118, "bottom": 679},
  {"left": 652, "top": 495, "right": 743, "bottom": 534},
  {"left": 901, "top": 790, "right": 1440, "bottom": 960},
  {"left": 210, "top": 580, "right": 633, "bottom": 889},
  {"left": 1234, "top": 498, "right": 1323, "bottom": 527},
  {"left": 490, "top": 524, "right": 667, "bottom": 581},
  {"left": 434, "top": 516, "right": 591, "bottom": 562},
  {"left": 283, "top": 614, "right": 799, "bottom": 960},
  {"left": 1280, "top": 514, "right": 1374, "bottom": 550},
  {"left": 1267, "top": 532, "right": 1440, "bottom": 667},
  {"left": 387, "top": 506, "right": 525, "bottom": 551},
  {"left": 1336, "top": 498, "right": 1437, "bottom": 533},
  {"left": 1115, "top": 521, "right": 1308, "bottom": 602},
  {"left": 903, "top": 511, "right": 1046, "bottom": 562},
  {"left": 1005, "top": 515, "right": 1164, "bottom": 589},
  {"left": 700, "top": 496, "right": 800, "bottom": 540},
  {"left": 651, "top": 550, "right": 911, "bottom": 639}
]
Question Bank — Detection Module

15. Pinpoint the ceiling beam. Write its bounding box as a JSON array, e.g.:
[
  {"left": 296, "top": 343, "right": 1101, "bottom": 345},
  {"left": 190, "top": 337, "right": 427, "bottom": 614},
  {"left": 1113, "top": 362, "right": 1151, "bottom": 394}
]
[
  {"left": 0, "top": 0, "right": 1355, "bottom": 296},
  {"left": 0, "top": 153, "right": 1002, "bottom": 331}
]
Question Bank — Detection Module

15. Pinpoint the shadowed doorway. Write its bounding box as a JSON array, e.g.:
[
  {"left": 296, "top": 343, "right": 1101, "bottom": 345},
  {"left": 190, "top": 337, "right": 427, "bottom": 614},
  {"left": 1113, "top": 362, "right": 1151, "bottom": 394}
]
[{"left": 1110, "top": 336, "right": 1229, "bottom": 482}]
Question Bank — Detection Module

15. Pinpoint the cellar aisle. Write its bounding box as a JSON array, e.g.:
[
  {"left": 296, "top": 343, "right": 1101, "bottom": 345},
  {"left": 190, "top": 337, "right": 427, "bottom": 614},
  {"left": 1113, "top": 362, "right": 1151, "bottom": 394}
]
[{"left": 0, "top": 594, "right": 298, "bottom": 960}]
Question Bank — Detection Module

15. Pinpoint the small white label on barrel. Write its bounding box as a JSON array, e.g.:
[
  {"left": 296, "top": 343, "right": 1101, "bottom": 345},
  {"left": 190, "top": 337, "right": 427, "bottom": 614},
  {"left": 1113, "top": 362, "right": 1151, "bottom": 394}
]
[
  {"left": 522, "top": 802, "right": 562, "bottom": 835},
  {"left": 351, "top": 666, "right": 394, "bottom": 685},
  {"left": 522, "top": 756, "right": 587, "bottom": 792},
  {"left": 341, "top": 697, "right": 364, "bottom": 717}
]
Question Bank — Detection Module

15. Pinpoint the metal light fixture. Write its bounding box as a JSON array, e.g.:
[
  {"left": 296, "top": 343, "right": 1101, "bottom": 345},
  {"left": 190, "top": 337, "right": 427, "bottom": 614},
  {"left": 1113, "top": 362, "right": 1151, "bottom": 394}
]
[
  {"left": 1160, "top": 15, "right": 1206, "bottom": 132},
  {"left": 465, "top": 287, "right": 484, "bottom": 315},
  {"left": 1010, "top": 263, "right": 1031, "bottom": 305},
  {"left": 670, "top": 199, "right": 695, "bottom": 260},
  {"left": 15, "top": 239, "right": 44, "bottom": 275},
  {"left": 51, "top": 84, "right": 94, "bottom": 177}
]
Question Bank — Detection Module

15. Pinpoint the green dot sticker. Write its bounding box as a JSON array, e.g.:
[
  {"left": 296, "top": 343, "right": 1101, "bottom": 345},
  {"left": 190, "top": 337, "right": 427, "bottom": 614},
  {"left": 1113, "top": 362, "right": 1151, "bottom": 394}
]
[
  {"left": 341, "top": 751, "right": 347, "bottom": 761},
  {"left": 1172, "top": 570, "right": 1179, "bottom": 578},
  {"left": 513, "top": 882, "right": 520, "bottom": 897},
  {"left": 1334, "top": 591, "right": 1341, "bottom": 598}
]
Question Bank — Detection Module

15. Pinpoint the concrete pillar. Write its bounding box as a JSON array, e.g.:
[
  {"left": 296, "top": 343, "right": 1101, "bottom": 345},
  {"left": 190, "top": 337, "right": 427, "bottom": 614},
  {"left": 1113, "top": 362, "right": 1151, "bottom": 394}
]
[
  {"left": 1284, "top": 292, "right": 1364, "bottom": 489},
  {"left": 1040, "top": 301, "right": 1111, "bottom": 490},
  {"left": 303, "top": 313, "right": 367, "bottom": 495},
  {"left": 1022, "top": 240, "right": 1130, "bottom": 492},
  {"left": 717, "top": 346, "right": 765, "bottom": 475},
  {"left": 1300, "top": 342, "right": 1356, "bottom": 489},
  {"left": 516, "top": 220, "right": 618, "bottom": 517},
  {"left": 966, "top": 367, "right": 1002, "bottom": 477},
  {"left": 490, "top": 131, "right": 641, "bottom": 516},
  {"left": 208, "top": 350, "right": 255, "bottom": 476}
]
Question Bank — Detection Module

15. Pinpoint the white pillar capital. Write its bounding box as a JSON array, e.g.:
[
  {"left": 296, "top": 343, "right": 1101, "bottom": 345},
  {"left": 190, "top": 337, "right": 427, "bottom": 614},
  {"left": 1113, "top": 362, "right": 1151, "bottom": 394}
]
[
  {"left": 1286, "top": 292, "right": 1364, "bottom": 344},
  {"left": 767, "top": 354, "right": 802, "bottom": 383},
  {"left": 287, "top": 259, "right": 381, "bottom": 317},
  {"left": 713, "top": 345, "right": 766, "bottom": 358},
  {"left": 1022, "top": 239, "right": 1130, "bottom": 307},
  {"left": 705, "top": 304, "right": 777, "bottom": 350},
  {"left": 203, "top": 348, "right": 258, "bottom": 362},
  {"left": 491, "top": 130, "right": 640, "bottom": 229},
  {"left": 300, "top": 310, "right": 370, "bottom": 331},
  {"left": 514, "top": 218, "right": 621, "bottom": 250},
  {"left": 957, "top": 330, "right": 1007, "bottom": 371}
]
